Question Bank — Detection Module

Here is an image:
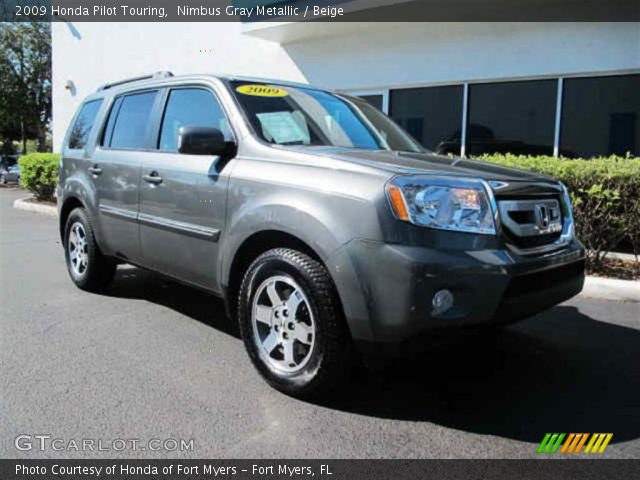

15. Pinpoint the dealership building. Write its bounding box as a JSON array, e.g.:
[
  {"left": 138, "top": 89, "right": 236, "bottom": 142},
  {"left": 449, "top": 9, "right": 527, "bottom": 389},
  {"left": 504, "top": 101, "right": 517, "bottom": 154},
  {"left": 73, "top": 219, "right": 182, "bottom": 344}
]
[{"left": 52, "top": 17, "right": 640, "bottom": 158}]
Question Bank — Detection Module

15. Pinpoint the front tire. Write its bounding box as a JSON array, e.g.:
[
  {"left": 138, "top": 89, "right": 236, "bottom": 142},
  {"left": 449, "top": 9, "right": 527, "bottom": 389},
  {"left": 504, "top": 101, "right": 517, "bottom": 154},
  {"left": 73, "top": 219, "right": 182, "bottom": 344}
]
[
  {"left": 63, "top": 208, "right": 116, "bottom": 292},
  {"left": 238, "top": 248, "right": 352, "bottom": 398}
]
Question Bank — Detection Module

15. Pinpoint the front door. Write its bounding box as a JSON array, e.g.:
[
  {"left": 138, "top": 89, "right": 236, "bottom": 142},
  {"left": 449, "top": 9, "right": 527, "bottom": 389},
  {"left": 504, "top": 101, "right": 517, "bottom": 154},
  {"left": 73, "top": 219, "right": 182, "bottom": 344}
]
[{"left": 138, "top": 87, "right": 234, "bottom": 291}]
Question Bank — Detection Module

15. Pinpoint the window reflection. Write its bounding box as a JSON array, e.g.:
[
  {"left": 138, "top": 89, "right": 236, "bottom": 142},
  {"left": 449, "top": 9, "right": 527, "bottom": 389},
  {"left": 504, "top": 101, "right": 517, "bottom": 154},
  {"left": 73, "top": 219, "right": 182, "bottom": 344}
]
[
  {"left": 390, "top": 85, "right": 463, "bottom": 153},
  {"left": 561, "top": 75, "right": 639, "bottom": 158},
  {"left": 466, "top": 80, "right": 556, "bottom": 156}
]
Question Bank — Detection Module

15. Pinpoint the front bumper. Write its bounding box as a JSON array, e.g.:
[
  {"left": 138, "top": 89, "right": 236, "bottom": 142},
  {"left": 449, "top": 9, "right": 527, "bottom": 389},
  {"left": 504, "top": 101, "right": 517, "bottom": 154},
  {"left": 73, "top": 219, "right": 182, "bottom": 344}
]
[{"left": 328, "top": 238, "right": 585, "bottom": 347}]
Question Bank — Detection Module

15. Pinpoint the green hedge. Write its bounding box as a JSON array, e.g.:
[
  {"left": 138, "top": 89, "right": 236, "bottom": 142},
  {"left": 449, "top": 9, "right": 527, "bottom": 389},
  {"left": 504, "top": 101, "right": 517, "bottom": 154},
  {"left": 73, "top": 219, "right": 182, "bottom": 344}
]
[
  {"left": 18, "top": 153, "right": 60, "bottom": 202},
  {"left": 479, "top": 154, "right": 640, "bottom": 267}
]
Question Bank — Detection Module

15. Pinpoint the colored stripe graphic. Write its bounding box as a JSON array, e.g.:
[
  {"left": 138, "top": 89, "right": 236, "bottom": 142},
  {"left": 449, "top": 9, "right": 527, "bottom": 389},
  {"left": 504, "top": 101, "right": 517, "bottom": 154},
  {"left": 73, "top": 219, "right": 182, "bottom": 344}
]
[
  {"left": 537, "top": 433, "right": 565, "bottom": 453},
  {"left": 561, "top": 433, "right": 588, "bottom": 454},
  {"left": 573, "top": 433, "right": 589, "bottom": 453},
  {"left": 598, "top": 434, "right": 614, "bottom": 453},
  {"left": 585, "top": 434, "right": 614, "bottom": 454},
  {"left": 539, "top": 433, "right": 613, "bottom": 454},
  {"left": 561, "top": 434, "right": 576, "bottom": 453}
]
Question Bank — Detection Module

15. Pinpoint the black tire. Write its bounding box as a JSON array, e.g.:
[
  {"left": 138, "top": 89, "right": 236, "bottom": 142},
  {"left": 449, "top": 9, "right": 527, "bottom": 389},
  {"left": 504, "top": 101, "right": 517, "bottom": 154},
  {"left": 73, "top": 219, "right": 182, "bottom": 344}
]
[
  {"left": 63, "top": 207, "right": 116, "bottom": 292},
  {"left": 238, "top": 248, "right": 352, "bottom": 398}
]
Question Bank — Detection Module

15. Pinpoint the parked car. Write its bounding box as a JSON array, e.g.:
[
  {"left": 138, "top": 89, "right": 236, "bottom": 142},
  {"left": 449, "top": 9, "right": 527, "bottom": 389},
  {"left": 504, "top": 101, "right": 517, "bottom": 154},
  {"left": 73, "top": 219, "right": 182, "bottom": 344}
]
[
  {"left": 0, "top": 164, "right": 20, "bottom": 185},
  {"left": 436, "top": 125, "right": 576, "bottom": 157},
  {"left": 0, "top": 153, "right": 19, "bottom": 168},
  {"left": 0, "top": 154, "right": 19, "bottom": 179},
  {"left": 57, "top": 72, "right": 585, "bottom": 397}
]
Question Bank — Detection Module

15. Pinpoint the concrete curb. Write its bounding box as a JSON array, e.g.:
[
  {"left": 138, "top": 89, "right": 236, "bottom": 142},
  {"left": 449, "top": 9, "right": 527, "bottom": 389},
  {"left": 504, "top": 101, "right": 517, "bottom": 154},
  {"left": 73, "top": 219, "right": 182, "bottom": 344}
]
[
  {"left": 581, "top": 276, "right": 640, "bottom": 303},
  {"left": 13, "top": 196, "right": 57, "bottom": 217}
]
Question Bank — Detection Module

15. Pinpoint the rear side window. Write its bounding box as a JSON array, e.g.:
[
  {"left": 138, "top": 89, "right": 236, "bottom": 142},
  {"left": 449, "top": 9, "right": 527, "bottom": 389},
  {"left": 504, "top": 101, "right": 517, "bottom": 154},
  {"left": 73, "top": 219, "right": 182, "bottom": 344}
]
[
  {"left": 108, "top": 91, "right": 157, "bottom": 149},
  {"left": 68, "top": 99, "right": 103, "bottom": 149},
  {"left": 159, "top": 88, "right": 231, "bottom": 152}
]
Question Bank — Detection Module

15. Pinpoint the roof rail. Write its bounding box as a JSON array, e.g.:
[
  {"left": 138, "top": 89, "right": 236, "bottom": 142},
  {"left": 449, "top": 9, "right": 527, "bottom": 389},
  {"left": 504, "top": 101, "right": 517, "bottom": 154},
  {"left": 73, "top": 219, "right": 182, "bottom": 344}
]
[{"left": 97, "top": 71, "right": 174, "bottom": 91}]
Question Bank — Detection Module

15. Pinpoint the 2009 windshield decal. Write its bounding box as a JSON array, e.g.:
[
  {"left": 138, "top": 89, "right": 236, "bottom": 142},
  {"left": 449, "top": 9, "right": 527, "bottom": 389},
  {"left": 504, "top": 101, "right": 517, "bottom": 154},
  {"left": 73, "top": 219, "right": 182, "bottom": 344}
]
[{"left": 236, "top": 85, "right": 289, "bottom": 98}]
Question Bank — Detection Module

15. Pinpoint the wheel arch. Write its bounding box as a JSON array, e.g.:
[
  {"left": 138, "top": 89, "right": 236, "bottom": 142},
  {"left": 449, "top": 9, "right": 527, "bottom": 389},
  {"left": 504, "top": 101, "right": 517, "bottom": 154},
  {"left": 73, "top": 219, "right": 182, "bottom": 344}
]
[
  {"left": 59, "top": 195, "right": 87, "bottom": 242},
  {"left": 223, "top": 229, "right": 328, "bottom": 322}
]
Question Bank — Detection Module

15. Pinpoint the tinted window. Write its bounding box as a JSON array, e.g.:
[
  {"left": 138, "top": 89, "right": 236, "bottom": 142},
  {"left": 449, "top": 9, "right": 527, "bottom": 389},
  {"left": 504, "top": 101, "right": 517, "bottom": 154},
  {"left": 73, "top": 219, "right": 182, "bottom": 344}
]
[
  {"left": 467, "top": 80, "right": 556, "bottom": 156},
  {"left": 68, "top": 99, "right": 103, "bottom": 149},
  {"left": 109, "top": 91, "right": 157, "bottom": 149},
  {"left": 561, "top": 74, "right": 640, "bottom": 157},
  {"left": 159, "top": 88, "right": 231, "bottom": 152},
  {"left": 390, "top": 85, "right": 463, "bottom": 154},
  {"left": 101, "top": 97, "right": 123, "bottom": 147}
]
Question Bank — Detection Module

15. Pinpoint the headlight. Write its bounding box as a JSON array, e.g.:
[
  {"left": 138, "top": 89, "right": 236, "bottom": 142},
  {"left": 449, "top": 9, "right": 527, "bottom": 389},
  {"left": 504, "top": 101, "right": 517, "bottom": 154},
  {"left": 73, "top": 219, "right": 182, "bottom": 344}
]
[{"left": 386, "top": 176, "right": 497, "bottom": 235}]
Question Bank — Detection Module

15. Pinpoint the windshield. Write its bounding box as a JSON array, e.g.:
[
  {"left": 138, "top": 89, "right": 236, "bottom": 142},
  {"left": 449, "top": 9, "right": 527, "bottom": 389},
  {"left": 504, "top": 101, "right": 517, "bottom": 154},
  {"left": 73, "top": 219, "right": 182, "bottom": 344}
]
[{"left": 230, "top": 81, "right": 423, "bottom": 153}]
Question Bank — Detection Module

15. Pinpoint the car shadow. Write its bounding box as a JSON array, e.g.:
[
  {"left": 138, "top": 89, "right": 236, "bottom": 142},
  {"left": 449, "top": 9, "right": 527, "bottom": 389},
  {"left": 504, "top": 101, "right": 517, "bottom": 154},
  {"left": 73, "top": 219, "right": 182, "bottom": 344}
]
[
  {"left": 105, "top": 265, "right": 240, "bottom": 339},
  {"left": 318, "top": 305, "right": 640, "bottom": 444},
  {"left": 104, "top": 266, "right": 639, "bottom": 445}
]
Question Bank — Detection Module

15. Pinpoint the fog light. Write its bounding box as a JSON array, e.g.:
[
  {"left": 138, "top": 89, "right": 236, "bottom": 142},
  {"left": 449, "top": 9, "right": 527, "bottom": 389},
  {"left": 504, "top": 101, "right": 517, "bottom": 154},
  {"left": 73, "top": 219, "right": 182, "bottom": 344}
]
[{"left": 432, "top": 289, "right": 454, "bottom": 314}]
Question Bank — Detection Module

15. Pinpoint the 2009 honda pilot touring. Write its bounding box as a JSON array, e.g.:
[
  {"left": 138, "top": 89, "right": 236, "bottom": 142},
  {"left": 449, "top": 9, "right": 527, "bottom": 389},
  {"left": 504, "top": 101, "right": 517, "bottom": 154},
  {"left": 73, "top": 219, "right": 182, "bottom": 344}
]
[{"left": 58, "top": 72, "right": 585, "bottom": 397}]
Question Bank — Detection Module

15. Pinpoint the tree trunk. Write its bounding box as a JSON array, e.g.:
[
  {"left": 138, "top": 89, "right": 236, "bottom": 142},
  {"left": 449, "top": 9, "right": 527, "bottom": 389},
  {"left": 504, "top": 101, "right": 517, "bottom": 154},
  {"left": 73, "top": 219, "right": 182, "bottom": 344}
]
[
  {"left": 36, "top": 123, "right": 47, "bottom": 152},
  {"left": 20, "top": 117, "right": 26, "bottom": 153}
]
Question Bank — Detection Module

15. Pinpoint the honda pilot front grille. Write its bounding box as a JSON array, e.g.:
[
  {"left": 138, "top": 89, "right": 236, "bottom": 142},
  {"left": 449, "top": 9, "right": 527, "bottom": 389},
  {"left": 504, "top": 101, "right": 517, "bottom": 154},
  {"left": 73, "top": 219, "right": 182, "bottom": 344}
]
[{"left": 498, "top": 198, "right": 564, "bottom": 252}]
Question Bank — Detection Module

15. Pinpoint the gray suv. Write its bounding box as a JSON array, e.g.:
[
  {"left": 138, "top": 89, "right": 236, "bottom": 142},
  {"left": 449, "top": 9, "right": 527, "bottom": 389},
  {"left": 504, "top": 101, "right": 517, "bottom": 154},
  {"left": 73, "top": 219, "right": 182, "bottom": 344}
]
[{"left": 58, "top": 72, "right": 585, "bottom": 397}]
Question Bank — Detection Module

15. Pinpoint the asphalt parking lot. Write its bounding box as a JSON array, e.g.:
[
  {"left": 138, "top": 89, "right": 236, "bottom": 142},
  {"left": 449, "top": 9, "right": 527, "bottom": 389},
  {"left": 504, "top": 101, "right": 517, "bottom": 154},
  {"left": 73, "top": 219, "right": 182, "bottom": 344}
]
[{"left": 1, "top": 188, "right": 639, "bottom": 459}]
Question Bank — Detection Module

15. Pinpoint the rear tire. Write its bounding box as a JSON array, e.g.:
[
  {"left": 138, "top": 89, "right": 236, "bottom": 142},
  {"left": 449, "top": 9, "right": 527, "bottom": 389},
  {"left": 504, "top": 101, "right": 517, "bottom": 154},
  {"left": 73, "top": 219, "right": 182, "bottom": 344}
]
[
  {"left": 63, "top": 208, "right": 116, "bottom": 292},
  {"left": 238, "top": 248, "right": 352, "bottom": 398}
]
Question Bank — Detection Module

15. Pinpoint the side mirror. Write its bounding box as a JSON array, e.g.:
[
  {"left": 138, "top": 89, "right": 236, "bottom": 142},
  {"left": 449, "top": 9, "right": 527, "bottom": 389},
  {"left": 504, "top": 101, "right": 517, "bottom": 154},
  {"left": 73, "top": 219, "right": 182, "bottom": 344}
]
[{"left": 178, "top": 126, "right": 228, "bottom": 156}]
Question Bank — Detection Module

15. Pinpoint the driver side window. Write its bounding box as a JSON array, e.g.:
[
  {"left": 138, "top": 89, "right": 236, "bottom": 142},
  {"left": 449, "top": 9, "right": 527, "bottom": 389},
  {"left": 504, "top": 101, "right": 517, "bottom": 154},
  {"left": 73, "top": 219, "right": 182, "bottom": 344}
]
[{"left": 158, "top": 88, "right": 231, "bottom": 152}]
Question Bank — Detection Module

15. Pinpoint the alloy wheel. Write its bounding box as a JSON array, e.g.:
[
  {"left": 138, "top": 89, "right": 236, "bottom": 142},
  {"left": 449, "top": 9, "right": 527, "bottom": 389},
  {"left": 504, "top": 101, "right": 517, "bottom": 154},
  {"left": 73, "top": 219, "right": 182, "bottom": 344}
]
[
  {"left": 68, "top": 222, "right": 89, "bottom": 276},
  {"left": 252, "top": 275, "right": 316, "bottom": 373}
]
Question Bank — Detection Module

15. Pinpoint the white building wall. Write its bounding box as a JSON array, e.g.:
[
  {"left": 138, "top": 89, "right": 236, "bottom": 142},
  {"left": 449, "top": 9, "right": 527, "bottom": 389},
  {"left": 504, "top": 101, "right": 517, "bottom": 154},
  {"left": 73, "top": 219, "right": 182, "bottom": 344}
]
[
  {"left": 280, "top": 22, "right": 640, "bottom": 90},
  {"left": 51, "top": 22, "right": 306, "bottom": 150},
  {"left": 52, "top": 21, "right": 640, "bottom": 150}
]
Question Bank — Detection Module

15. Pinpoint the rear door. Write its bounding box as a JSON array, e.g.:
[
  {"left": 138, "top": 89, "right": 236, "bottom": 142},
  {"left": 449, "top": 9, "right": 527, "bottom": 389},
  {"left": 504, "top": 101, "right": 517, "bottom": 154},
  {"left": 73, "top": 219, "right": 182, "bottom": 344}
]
[
  {"left": 91, "top": 89, "right": 160, "bottom": 262},
  {"left": 62, "top": 97, "right": 104, "bottom": 229},
  {"left": 138, "top": 86, "right": 235, "bottom": 291}
]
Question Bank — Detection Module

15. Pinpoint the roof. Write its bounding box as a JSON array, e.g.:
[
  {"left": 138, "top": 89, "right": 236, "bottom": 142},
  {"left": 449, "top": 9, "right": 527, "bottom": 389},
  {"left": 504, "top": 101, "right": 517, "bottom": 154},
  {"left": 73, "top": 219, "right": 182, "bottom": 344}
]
[{"left": 95, "top": 71, "right": 320, "bottom": 93}]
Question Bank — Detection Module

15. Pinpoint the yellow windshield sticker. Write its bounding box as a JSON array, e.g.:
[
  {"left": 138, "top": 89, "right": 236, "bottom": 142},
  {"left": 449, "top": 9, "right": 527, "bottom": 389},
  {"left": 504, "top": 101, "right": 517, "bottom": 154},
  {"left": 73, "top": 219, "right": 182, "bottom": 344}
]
[{"left": 236, "top": 85, "right": 289, "bottom": 97}]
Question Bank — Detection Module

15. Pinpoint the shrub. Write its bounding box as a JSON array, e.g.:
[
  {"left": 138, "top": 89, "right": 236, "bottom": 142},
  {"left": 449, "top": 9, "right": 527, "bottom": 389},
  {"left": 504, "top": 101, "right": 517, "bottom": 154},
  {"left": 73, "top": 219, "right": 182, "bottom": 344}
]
[
  {"left": 18, "top": 153, "right": 59, "bottom": 202},
  {"left": 479, "top": 154, "right": 640, "bottom": 268}
]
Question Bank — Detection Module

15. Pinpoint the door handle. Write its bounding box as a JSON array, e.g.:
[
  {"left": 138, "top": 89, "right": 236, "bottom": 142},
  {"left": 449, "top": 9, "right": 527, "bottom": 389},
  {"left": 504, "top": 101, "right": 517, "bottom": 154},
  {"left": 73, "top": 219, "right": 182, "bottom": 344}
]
[
  {"left": 88, "top": 165, "right": 102, "bottom": 175},
  {"left": 143, "top": 172, "right": 163, "bottom": 185}
]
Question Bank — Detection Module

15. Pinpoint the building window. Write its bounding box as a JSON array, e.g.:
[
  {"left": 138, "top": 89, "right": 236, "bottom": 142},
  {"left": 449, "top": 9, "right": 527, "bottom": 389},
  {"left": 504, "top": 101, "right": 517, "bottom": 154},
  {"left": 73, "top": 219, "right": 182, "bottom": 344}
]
[
  {"left": 68, "top": 99, "right": 102, "bottom": 149},
  {"left": 390, "top": 85, "right": 463, "bottom": 154},
  {"left": 466, "top": 79, "right": 557, "bottom": 156},
  {"left": 561, "top": 74, "right": 640, "bottom": 158}
]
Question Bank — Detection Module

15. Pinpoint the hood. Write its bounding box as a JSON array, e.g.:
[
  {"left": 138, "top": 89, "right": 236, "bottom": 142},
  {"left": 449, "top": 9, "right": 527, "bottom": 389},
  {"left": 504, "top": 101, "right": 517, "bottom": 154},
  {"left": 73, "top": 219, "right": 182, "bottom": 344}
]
[{"left": 289, "top": 146, "right": 554, "bottom": 183}]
